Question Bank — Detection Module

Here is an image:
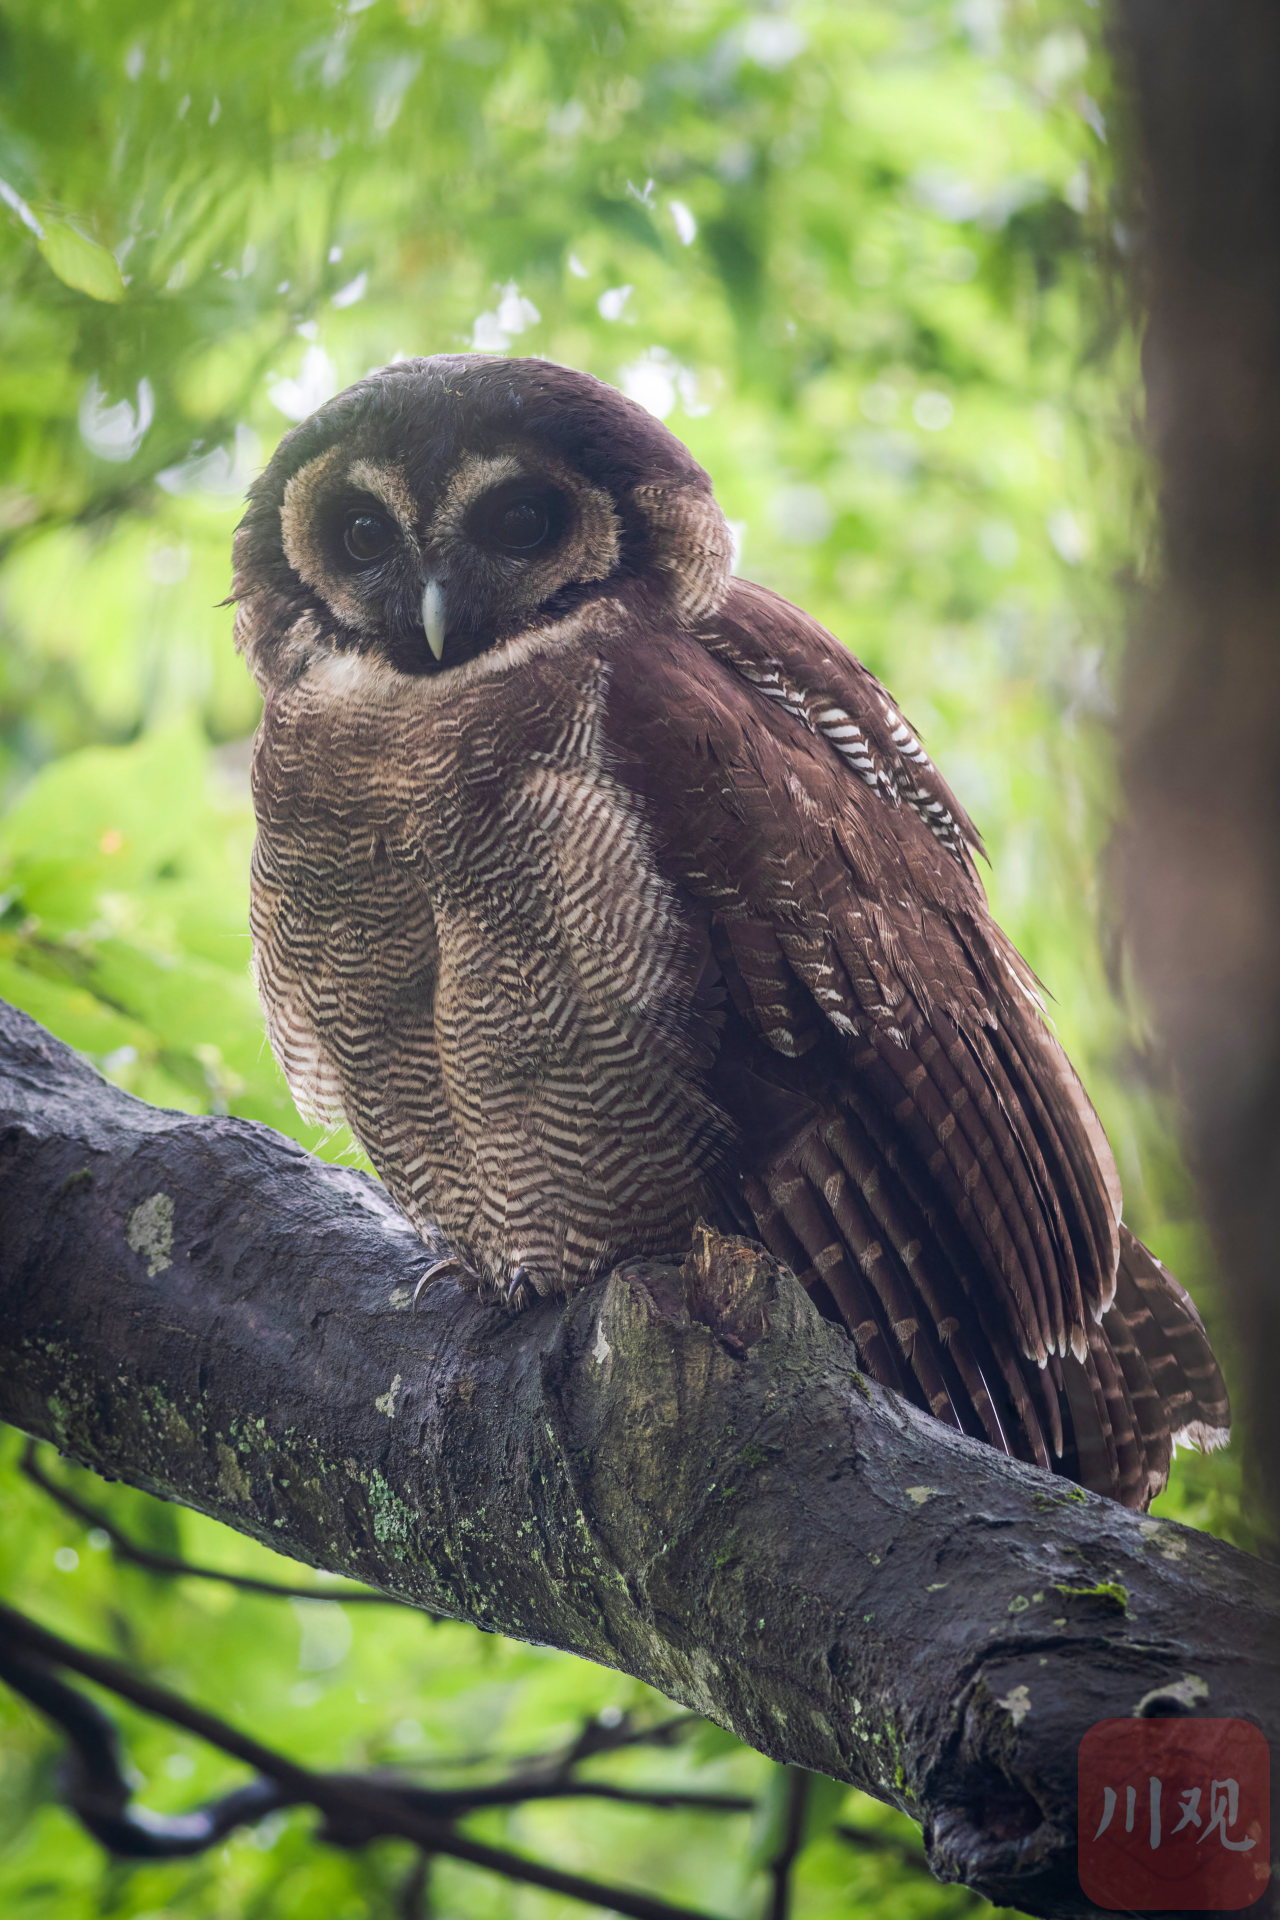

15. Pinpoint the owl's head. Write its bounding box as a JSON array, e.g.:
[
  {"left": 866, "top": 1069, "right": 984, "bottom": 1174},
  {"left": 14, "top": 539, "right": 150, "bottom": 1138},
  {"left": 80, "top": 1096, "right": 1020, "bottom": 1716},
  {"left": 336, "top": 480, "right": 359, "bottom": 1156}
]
[{"left": 232, "top": 355, "right": 733, "bottom": 685}]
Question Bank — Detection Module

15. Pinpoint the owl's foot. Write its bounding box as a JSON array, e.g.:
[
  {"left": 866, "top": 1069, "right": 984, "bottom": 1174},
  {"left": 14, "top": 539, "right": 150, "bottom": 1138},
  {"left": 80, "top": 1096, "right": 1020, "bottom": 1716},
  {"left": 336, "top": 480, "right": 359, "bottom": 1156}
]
[{"left": 412, "top": 1255, "right": 479, "bottom": 1309}]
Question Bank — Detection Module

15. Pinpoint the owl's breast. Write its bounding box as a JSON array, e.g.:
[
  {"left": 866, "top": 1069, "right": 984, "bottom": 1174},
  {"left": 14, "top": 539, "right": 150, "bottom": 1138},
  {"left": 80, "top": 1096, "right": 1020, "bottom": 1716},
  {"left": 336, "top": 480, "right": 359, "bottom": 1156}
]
[
  {"left": 253, "top": 632, "right": 708, "bottom": 1047},
  {"left": 250, "top": 629, "right": 730, "bottom": 1285}
]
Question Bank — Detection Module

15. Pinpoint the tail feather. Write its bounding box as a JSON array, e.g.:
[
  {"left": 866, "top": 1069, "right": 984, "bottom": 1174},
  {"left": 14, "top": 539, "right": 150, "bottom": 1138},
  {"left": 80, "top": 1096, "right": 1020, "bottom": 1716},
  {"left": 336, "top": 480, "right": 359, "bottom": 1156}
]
[
  {"left": 1106, "top": 1226, "right": 1231, "bottom": 1455},
  {"left": 1087, "top": 1324, "right": 1144, "bottom": 1507},
  {"left": 1099, "top": 1286, "right": 1172, "bottom": 1506},
  {"left": 1018, "top": 1225, "right": 1229, "bottom": 1508},
  {"left": 1060, "top": 1347, "right": 1122, "bottom": 1499},
  {"left": 745, "top": 1130, "right": 1230, "bottom": 1510}
]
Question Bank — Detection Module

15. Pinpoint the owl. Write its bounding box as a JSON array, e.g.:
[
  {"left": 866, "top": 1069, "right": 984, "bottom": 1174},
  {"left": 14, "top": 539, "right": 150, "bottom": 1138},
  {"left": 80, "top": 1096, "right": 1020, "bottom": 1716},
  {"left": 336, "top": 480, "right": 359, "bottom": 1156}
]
[{"left": 232, "top": 354, "right": 1228, "bottom": 1509}]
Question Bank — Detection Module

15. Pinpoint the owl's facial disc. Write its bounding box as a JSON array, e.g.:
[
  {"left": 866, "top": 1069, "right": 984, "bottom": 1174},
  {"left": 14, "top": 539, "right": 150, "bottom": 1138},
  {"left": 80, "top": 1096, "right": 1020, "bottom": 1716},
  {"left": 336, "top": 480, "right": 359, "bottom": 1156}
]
[
  {"left": 279, "top": 450, "right": 427, "bottom": 659},
  {"left": 278, "top": 435, "right": 621, "bottom": 678}
]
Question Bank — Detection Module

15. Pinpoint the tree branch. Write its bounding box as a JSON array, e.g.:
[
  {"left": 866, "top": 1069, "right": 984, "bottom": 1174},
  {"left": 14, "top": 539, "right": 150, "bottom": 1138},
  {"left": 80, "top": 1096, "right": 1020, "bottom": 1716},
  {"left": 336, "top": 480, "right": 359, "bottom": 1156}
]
[
  {"left": 1, "top": 998, "right": 1278, "bottom": 1918},
  {"left": 763, "top": 1769, "right": 810, "bottom": 1920},
  {"left": 399, "top": 1851, "right": 430, "bottom": 1920}
]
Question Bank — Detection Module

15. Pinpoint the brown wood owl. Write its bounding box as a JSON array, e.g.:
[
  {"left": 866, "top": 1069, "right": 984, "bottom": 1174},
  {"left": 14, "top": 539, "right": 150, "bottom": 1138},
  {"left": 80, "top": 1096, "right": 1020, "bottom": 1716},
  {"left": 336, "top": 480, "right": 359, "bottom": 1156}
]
[{"left": 232, "top": 354, "right": 1228, "bottom": 1509}]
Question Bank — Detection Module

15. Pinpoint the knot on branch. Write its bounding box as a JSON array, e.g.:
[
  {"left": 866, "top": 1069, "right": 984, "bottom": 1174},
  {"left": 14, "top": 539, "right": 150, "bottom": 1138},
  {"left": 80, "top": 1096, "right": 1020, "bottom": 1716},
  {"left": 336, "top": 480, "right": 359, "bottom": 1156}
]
[
  {"left": 924, "top": 1666, "right": 1064, "bottom": 1904},
  {"left": 681, "top": 1222, "right": 779, "bottom": 1354},
  {"left": 592, "top": 1223, "right": 827, "bottom": 1369}
]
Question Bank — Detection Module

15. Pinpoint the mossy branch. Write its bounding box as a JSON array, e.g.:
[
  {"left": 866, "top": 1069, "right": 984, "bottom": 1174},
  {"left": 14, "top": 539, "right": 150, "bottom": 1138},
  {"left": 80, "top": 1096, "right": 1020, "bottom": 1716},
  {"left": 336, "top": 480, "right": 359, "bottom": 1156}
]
[{"left": 1, "top": 999, "right": 1277, "bottom": 1918}]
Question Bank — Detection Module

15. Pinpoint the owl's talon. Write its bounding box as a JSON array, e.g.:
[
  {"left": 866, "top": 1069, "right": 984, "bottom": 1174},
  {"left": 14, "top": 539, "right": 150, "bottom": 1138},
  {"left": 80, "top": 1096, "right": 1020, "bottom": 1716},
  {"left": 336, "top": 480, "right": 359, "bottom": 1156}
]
[
  {"left": 412, "top": 1256, "right": 474, "bottom": 1309},
  {"left": 503, "top": 1265, "right": 532, "bottom": 1311}
]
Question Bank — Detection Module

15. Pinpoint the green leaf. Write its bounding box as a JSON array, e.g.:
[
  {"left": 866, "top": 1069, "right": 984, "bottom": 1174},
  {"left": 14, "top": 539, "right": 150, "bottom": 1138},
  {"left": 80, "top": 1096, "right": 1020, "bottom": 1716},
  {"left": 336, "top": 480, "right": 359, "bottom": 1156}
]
[
  {"left": 37, "top": 220, "right": 125, "bottom": 302},
  {"left": 804, "top": 1772, "right": 855, "bottom": 1847},
  {"left": 0, "top": 949, "right": 149, "bottom": 1058}
]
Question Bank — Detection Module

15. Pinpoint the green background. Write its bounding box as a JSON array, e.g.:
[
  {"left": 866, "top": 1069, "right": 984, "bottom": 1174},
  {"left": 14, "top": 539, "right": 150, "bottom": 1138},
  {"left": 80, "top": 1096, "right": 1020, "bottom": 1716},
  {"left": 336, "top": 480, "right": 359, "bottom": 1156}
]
[{"left": 0, "top": 1, "right": 1250, "bottom": 1915}]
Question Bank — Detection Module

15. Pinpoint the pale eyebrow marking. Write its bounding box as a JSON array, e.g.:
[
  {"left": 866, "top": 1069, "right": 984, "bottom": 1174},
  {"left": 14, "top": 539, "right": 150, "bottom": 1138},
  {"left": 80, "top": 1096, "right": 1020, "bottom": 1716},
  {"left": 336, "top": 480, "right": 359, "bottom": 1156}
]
[
  {"left": 346, "top": 458, "right": 418, "bottom": 533},
  {"left": 428, "top": 452, "right": 529, "bottom": 543}
]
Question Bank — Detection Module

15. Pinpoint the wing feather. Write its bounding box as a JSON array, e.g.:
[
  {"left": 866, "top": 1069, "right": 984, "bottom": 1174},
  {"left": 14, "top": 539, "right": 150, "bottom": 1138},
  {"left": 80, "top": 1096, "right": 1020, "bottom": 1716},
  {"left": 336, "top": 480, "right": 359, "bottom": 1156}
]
[{"left": 601, "top": 578, "right": 1225, "bottom": 1505}]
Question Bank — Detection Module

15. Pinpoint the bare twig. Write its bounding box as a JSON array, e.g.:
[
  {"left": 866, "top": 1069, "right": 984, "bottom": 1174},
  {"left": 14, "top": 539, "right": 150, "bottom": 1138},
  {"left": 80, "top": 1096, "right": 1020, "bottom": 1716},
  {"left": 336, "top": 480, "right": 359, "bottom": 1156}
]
[
  {"left": 560, "top": 1711, "right": 698, "bottom": 1764},
  {"left": 400, "top": 1851, "right": 431, "bottom": 1920},
  {"left": 453, "top": 1779, "right": 752, "bottom": 1814},
  {"left": 764, "top": 1769, "right": 811, "bottom": 1920},
  {"left": 402, "top": 1711, "right": 699, "bottom": 1779},
  {"left": 0, "top": 1636, "right": 288, "bottom": 1856},
  {"left": 0, "top": 1599, "right": 312, "bottom": 1787},
  {"left": 834, "top": 1821, "right": 929, "bottom": 1867}
]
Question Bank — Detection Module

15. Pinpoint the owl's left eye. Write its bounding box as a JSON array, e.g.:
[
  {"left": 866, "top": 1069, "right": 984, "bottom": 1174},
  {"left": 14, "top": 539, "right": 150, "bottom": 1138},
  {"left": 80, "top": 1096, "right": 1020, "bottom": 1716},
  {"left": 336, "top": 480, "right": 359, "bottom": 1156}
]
[
  {"left": 342, "top": 508, "right": 397, "bottom": 564},
  {"left": 470, "top": 483, "right": 562, "bottom": 556}
]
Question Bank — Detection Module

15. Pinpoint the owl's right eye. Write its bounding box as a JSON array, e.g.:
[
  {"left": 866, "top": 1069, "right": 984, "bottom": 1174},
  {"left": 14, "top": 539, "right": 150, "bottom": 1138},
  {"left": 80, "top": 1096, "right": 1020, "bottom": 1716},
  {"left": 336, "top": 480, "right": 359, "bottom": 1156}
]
[{"left": 342, "top": 509, "right": 397, "bottom": 564}]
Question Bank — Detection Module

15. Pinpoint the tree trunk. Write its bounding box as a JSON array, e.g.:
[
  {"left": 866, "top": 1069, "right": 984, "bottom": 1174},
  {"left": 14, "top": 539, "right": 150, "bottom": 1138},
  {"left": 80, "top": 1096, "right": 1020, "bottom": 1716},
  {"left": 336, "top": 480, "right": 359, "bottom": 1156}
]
[{"left": 1113, "top": 0, "right": 1280, "bottom": 1535}]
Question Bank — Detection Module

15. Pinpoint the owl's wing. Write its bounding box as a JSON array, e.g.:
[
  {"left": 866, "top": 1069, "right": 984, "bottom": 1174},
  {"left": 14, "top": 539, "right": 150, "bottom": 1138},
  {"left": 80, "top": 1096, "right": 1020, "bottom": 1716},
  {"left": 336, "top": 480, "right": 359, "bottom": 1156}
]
[{"left": 604, "top": 578, "right": 1225, "bottom": 1503}]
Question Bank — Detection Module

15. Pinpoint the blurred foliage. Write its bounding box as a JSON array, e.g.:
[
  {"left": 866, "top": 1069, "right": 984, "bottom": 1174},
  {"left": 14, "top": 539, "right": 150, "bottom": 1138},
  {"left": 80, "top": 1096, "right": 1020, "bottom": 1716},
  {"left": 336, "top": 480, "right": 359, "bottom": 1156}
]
[{"left": 0, "top": 0, "right": 1251, "bottom": 1915}]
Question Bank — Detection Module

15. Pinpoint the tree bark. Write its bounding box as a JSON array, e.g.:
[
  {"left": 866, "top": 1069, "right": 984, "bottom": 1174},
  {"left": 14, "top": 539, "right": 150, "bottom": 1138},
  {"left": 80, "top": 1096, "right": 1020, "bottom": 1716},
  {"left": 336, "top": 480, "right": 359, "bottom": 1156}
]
[
  {"left": 1, "top": 998, "right": 1277, "bottom": 1917},
  {"left": 1112, "top": 0, "right": 1280, "bottom": 1534}
]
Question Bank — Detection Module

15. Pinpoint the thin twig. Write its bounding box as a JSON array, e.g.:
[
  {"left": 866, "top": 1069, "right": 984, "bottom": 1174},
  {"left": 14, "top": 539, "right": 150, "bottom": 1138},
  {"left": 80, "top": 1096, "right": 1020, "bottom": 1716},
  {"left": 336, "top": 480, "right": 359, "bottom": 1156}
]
[
  {"left": 431, "top": 1712, "right": 743, "bottom": 1813},
  {"left": 409, "top": 1711, "right": 699, "bottom": 1776},
  {"left": 400, "top": 1850, "right": 431, "bottom": 1920},
  {"left": 447, "top": 1780, "right": 753, "bottom": 1814},
  {"left": 0, "top": 1599, "right": 730, "bottom": 1920},
  {"left": 764, "top": 1769, "right": 811, "bottom": 1920},
  {"left": 834, "top": 1822, "right": 930, "bottom": 1867},
  {"left": 21, "top": 1439, "right": 405, "bottom": 1606},
  {"left": 0, "top": 1638, "right": 290, "bottom": 1856},
  {"left": 0, "top": 1598, "right": 314, "bottom": 1787}
]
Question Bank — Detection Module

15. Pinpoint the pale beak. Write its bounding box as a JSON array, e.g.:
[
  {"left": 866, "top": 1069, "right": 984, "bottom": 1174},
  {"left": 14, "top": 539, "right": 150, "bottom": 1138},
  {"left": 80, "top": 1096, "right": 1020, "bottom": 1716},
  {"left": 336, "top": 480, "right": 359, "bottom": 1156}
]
[{"left": 421, "top": 576, "right": 447, "bottom": 663}]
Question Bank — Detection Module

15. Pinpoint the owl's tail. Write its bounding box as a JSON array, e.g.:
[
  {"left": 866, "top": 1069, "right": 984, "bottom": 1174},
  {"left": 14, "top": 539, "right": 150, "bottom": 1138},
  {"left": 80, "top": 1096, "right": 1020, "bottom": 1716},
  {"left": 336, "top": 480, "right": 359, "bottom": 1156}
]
[
  {"left": 1062, "top": 1225, "right": 1230, "bottom": 1508},
  {"left": 747, "top": 1128, "right": 1229, "bottom": 1510}
]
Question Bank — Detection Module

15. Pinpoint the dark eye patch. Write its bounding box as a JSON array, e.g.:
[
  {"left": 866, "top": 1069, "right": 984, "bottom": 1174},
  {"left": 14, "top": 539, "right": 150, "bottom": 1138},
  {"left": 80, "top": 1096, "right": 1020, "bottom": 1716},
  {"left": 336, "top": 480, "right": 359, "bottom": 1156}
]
[
  {"left": 469, "top": 481, "right": 565, "bottom": 556},
  {"left": 336, "top": 501, "right": 398, "bottom": 567}
]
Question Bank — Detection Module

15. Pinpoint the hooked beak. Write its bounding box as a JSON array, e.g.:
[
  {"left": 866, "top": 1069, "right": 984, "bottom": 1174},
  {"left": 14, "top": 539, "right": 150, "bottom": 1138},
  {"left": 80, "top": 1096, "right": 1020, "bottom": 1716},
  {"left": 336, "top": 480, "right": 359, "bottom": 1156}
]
[{"left": 421, "top": 576, "right": 447, "bottom": 663}]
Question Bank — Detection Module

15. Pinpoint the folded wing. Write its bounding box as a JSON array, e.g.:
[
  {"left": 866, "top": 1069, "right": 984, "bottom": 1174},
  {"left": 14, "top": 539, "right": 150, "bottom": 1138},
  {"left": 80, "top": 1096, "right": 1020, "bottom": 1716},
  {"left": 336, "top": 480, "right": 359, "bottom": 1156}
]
[{"left": 605, "top": 579, "right": 1228, "bottom": 1507}]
